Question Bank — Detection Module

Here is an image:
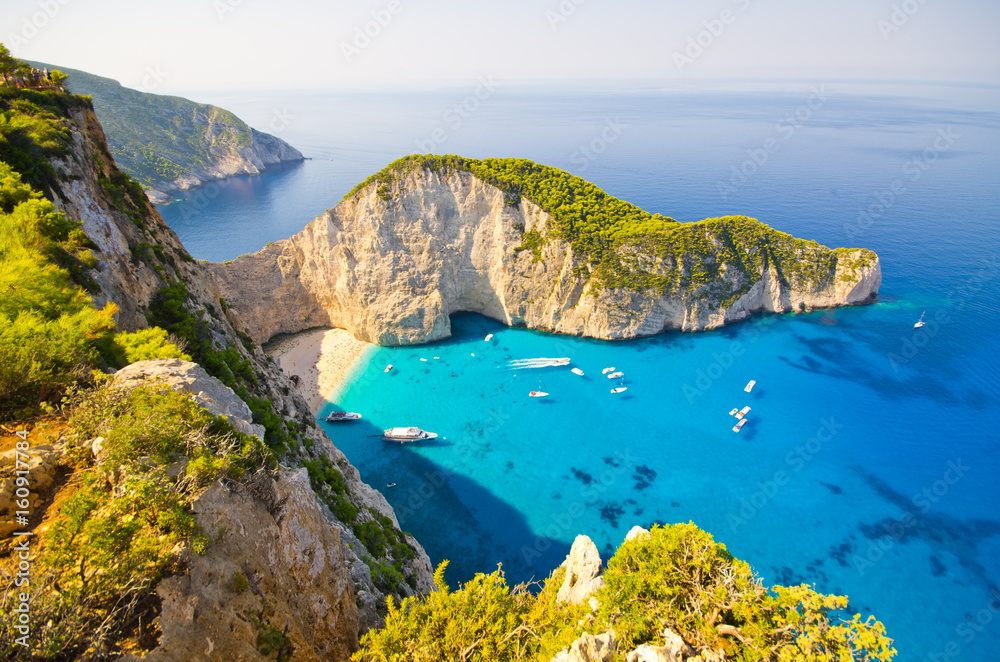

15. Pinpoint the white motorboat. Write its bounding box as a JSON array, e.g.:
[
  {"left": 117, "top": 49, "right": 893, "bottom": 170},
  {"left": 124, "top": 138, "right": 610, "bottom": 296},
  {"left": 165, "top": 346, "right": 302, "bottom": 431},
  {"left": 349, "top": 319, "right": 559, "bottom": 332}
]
[
  {"left": 571, "top": 368, "right": 584, "bottom": 376},
  {"left": 744, "top": 380, "right": 756, "bottom": 393},
  {"left": 382, "top": 427, "right": 438, "bottom": 443},
  {"left": 325, "top": 411, "right": 361, "bottom": 422},
  {"left": 607, "top": 371, "right": 624, "bottom": 380},
  {"left": 914, "top": 311, "right": 926, "bottom": 328}
]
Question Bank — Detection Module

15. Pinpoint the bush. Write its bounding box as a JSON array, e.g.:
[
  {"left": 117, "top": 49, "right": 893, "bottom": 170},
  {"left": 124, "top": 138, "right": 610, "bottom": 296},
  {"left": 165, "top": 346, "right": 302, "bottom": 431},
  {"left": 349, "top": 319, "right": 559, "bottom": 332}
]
[{"left": 353, "top": 524, "right": 896, "bottom": 662}]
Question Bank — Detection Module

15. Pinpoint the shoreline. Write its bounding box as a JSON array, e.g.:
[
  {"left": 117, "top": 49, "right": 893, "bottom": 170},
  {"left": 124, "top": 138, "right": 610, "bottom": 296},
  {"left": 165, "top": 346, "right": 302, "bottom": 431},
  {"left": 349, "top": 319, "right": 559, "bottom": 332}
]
[{"left": 266, "top": 327, "right": 373, "bottom": 416}]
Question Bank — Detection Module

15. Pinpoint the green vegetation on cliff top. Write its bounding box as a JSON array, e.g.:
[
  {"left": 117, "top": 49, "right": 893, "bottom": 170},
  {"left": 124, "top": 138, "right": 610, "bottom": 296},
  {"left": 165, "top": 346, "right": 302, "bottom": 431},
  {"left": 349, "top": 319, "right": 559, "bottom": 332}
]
[{"left": 349, "top": 155, "right": 876, "bottom": 302}]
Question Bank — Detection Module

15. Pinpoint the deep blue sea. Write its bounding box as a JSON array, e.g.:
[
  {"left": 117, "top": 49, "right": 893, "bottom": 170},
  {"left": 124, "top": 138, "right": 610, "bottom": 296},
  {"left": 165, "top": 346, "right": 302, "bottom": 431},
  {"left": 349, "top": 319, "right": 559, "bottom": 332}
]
[{"left": 159, "top": 80, "right": 1000, "bottom": 662}]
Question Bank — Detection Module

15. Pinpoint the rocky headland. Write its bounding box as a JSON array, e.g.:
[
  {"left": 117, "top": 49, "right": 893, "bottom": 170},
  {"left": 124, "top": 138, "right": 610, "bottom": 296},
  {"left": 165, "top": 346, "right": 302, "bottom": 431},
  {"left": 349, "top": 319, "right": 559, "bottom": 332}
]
[
  {"left": 33, "top": 62, "right": 305, "bottom": 204},
  {"left": 210, "top": 155, "right": 881, "bottom": 347}
]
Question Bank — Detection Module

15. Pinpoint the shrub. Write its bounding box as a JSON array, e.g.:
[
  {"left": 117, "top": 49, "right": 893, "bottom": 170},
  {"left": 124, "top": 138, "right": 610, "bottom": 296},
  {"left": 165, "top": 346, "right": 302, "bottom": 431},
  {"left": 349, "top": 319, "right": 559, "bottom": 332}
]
[{"left": 353, "top": 524, "right": 896, "bottom": 662}]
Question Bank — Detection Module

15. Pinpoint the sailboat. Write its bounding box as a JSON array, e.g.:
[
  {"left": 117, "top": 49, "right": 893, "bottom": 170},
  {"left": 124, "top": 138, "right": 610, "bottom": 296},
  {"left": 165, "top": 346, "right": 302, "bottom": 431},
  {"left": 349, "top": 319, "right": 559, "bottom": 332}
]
[
  {"left": 914, "top": 311, "right": 926, "bottom": 328},
  {"left": 529, "top": 377, "right": 549, "bottom": 397}
]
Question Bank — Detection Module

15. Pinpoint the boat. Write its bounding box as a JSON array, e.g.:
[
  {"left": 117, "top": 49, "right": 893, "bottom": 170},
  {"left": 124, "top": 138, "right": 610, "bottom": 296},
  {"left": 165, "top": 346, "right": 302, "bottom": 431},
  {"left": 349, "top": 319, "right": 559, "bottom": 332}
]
[
  {"left": 744, "top": 380, "right": 756, "bottom": 393},
  {"left": 384, "top": 364, "right": 393, "bottom": 373},
  {"left": 728, "top": 408, "right": 739, "bottom": 416},
  {"left": 485, "top": 333, "right": 494, "bottom": 341},
  {"left": 386, "top": 482, "right": 396, "bottom": 488},
  {"left": 914, "top": 311, "right": 926, "bottom": 328},
  {"left": 571, "top": 368, "right": 584, "bottom": 376},
  {"left": 735, "top": 406, "right": 751, "bottom": 420},
  {"left": 607, "top": 371, "right": 624, "bottom": 379},
  {"left": 325, "top": 411, "right": 361, "bottom": 422},
  {"left": 529, "top": 391, "right": 549, "bottom": 397},
  {"left": 732, "top": 419, "right": 748, "bottom": 433},
  {"left": 611, "top": 386, "right": 627, "bottom": 394},
  {"left": 382, "top": 427, "right": 438, "bottom": 442},
  {"left": 419, "top": 358, "right": 428, "bottom": 362},
  {"left": 602, "top": 367, "right": 615, "bottom": 374}
]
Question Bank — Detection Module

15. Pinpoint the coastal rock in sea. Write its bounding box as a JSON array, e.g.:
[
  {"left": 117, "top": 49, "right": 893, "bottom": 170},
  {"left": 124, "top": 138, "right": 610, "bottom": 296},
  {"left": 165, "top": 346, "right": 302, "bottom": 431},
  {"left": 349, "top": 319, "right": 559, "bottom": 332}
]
[
  {"left": 209, "top": 161, "right": 882, "bottom": 346},
  {"left": 557, "top": 535, "right": 606, "bottom": 605},
  {"left": 550, "top": 629, "right": 617, "bottom": 662}
]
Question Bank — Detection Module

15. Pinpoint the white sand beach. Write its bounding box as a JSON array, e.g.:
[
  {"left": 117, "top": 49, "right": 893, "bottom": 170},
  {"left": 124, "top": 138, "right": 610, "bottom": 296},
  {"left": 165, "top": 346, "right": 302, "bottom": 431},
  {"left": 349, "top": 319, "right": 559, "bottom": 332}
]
[{"left": 267, "top": 328, "right": 372, "bottom": 415}]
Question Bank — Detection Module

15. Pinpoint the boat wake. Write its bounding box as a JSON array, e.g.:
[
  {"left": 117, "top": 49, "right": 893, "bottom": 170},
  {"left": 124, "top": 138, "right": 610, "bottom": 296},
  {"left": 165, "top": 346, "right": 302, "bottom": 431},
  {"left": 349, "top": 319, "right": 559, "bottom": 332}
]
[{"left": 505, "top": 357, "right": 571, "bottom": 369}]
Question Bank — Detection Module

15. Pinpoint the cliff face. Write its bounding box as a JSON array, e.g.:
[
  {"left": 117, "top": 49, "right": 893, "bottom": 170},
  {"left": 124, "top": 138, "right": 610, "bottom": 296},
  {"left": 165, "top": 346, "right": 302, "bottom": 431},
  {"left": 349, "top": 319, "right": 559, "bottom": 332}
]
[
  {"left": 44, "top": 97, "right": 432, "bottom": 653},
  {"left": 37, "top": 62, "right": 305, "bottom": 204},
  {"left": 210, "top": 167, "right": 881, "bottom": 346}
]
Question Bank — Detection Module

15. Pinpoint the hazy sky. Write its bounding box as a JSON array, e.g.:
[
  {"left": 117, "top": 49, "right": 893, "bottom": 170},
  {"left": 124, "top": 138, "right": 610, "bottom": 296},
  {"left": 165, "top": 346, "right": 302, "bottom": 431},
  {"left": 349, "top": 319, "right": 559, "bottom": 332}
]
[{"left": 2, "top": 0, "right": 998, "bottom": 93}]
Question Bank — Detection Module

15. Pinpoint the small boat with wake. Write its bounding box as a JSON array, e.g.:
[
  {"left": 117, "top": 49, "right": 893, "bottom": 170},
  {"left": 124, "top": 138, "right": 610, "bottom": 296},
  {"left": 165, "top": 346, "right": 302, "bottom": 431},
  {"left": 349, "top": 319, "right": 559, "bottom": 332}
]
[
  {"left": 914, "top": 311, "right": 926, "bottom": 328},
  {"left": 325, "top": 411, "right": 361, "bottom": 422},
  {"left": 382, "top": 427, "right": 438, "bottom": 443}
]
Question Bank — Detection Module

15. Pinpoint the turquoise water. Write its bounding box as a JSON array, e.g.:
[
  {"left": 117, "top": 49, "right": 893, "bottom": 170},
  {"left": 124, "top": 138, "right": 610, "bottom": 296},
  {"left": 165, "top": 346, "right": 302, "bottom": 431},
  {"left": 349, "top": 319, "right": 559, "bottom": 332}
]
[{"left": 159, "top": 82, "right": 1000, "bottom": 661}]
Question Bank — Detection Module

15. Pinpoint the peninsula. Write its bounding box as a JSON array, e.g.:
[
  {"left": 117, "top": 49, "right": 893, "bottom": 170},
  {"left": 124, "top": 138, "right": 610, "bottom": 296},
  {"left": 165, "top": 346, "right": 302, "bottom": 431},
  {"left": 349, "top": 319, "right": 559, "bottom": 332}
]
[
  {"left": 211, "top": 154, "right": 881, "bottom": 347},
  {"left": 29, "top": 61, "right": 304, "bottom": 204}
]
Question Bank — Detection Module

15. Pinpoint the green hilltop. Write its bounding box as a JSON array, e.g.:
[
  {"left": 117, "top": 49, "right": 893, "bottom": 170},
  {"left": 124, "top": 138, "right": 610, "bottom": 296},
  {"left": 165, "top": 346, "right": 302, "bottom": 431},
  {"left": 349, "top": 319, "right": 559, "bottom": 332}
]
[{"left": 27, "top": 61, "right": 302, "bottom": 195}]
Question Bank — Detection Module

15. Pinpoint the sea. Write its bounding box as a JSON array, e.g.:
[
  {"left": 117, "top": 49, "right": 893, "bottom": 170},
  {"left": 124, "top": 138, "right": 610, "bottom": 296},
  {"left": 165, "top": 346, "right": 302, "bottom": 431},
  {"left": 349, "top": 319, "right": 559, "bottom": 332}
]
[{"left": 158, "top": 80, "right": 1000, "bottom": 662}]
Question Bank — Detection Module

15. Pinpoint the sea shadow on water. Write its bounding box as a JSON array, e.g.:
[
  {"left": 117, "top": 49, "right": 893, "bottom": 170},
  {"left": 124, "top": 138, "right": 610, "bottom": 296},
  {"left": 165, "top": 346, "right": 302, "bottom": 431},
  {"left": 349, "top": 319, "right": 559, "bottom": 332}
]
[
  {"left": 346, "top": 417, "right": 571, "bottom": 588},
  {"left": 851, "top": 466, "right": 1000, "bottom": 599}
]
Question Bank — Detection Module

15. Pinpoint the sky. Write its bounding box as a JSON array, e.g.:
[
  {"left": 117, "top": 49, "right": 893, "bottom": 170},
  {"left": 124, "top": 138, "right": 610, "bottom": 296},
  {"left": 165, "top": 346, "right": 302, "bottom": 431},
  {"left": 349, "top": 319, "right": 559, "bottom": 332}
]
[{"left": 2, "top": 0, "right": 999, "bottom": 93}]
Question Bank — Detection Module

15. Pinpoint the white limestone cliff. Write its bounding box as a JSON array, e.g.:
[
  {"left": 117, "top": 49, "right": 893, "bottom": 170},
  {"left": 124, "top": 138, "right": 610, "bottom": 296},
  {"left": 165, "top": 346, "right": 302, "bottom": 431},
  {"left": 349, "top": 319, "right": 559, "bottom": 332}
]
[{"left": 209, "top": 167, "right": 881, "bottom": 346}]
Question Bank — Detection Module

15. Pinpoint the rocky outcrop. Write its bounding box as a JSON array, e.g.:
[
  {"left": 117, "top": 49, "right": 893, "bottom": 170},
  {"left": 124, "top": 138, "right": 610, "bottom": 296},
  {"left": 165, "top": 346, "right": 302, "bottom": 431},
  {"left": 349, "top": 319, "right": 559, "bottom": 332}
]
[
  {"left": 109, "top": 360, "right": 434, "bottom": 659},
  {"left": 557, "top": 535, "right": 606, "bottom": 606},
  {"left": 550, "top": 529, "right": 722, "bottom": 662},
  {"left": 39, "top": 95, "right": 432, "bottom": 653},
  {"left": 551, "top": 630, "right": 617, "bottom": 662},
  {"left": 210, "top": 165, "right": 881, "bottom": 347}
]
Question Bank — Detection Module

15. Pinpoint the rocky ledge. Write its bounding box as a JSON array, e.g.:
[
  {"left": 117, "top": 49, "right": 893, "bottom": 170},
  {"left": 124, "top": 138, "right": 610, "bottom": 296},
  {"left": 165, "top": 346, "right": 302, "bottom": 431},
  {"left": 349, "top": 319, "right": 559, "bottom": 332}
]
[{"left": 209, "top": 160, "right": 881, "bottom": 346}]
